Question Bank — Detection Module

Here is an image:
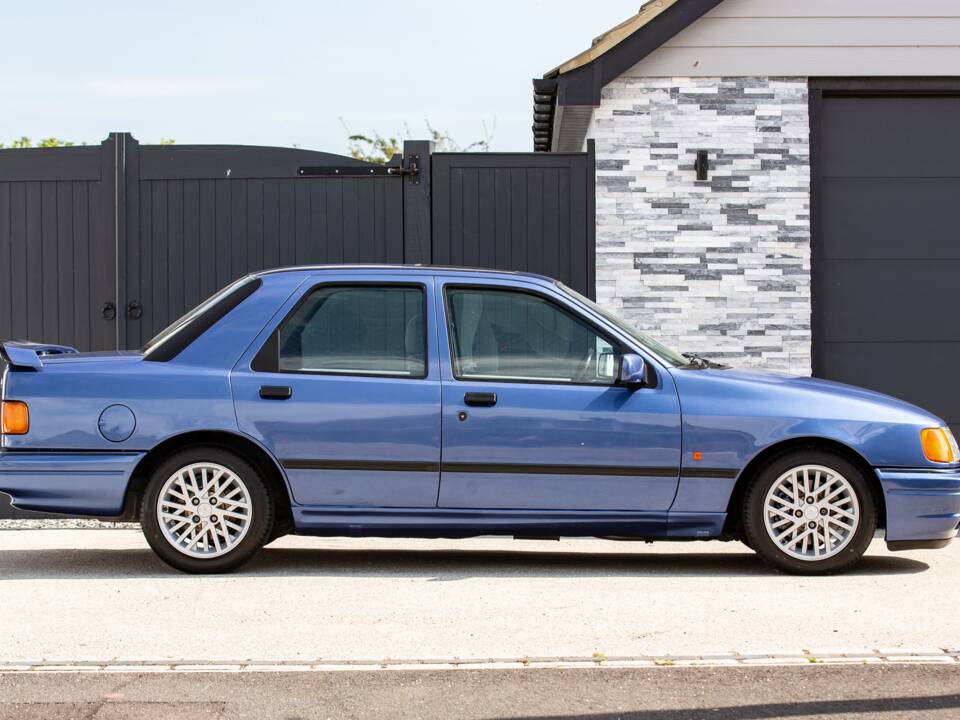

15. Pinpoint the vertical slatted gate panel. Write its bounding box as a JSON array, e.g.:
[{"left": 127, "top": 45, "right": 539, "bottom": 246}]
[
  {"left": 430, "top": 150, "right": 595, "bottom": 298},
  {"left": 129, "top": 143, "right": 405, "bottom": 346},
  {"left": 1, "top": 137, "right": 596, "bottom": 351},
  {"left": 0, "top": 145, "right": 116, "bottom": 351}
]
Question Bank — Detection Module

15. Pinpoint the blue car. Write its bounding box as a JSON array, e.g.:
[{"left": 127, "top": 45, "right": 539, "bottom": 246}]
[{"left": 1, "top": 266, "right": 958, "bottom": 574}]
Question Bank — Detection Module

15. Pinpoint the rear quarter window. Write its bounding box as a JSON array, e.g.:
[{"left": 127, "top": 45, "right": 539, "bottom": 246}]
[{"left": 142, "top": 277, "right": 263, "bottom": 362}]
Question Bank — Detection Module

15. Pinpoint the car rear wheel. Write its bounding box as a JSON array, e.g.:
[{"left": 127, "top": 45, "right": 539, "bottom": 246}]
[
  {"left": 742, "top": 450, "right": 877, "bottom": 575},
  {"left": 140, "top": 447, "right": 274, "bottom": 574}
]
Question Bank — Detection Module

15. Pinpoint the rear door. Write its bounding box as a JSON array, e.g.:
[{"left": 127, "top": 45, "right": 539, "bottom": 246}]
[
  {"left": 232, "top": 274, "right": 441, "bottom": 507},
  {"left": 435, "top": 277, "right": 682, "bottom": 515}
]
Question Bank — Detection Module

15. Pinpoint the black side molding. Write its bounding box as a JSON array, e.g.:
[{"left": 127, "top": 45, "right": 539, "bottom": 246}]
[{"left": 681, "top": 468, "right": 739, "bottom": 480}]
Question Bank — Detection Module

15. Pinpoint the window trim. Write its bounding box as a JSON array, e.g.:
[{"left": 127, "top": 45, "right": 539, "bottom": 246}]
[
  {"left": 250, "top": 281, "right": 430, "bottom": 380},
  {"left": 442, "top": 283, "right": 633, "bottom": 388}
]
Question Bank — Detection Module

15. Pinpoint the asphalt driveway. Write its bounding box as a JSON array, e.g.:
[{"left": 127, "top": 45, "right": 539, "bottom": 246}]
[{"left": 0, "top": 529, "right": 957, "bottom": 665}]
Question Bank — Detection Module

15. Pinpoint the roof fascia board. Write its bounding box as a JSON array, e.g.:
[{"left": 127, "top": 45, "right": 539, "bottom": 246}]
[{"left": 555, "top": 0, "right": 724, "bottom": 107}]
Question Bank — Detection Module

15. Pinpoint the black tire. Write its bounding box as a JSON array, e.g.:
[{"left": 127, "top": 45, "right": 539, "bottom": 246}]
[
  {"left": 140, "top": 446, "right": 274, "bottom": 574},
  {"left": 741, "top": 449, "right": 877, "bottom": 575}
]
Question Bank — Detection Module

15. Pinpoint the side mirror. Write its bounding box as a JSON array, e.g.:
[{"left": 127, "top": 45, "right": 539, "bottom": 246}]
[{"left": 618, "top": 353, "right": 647, "bottom": 388}]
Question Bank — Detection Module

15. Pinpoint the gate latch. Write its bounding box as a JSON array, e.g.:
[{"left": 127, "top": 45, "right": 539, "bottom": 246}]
[{"left": 387, "top": 156, "right": 419, "bottom": 178}]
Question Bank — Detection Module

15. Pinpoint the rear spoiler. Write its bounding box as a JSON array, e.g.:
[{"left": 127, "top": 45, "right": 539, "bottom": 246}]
[{"left": 0, "top": 341, "right": 79, "bottom": 370}]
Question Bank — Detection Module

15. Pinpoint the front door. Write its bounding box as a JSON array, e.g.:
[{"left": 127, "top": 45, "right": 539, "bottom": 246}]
[
  {"left": 232, "top": 277, "right": 441, "bottom": 507},
  {"left": 436, "top": 279, "right": 682, "bottom": 513}
]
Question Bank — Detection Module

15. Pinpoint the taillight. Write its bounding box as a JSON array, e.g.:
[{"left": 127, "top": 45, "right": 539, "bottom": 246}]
[{"left": 1, "top": 401, "right": 29, "bottom": 435}]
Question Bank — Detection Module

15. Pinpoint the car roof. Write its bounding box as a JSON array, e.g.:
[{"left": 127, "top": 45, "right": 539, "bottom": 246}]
[{"left": 252, "top": 264, "right": 555, "bottom": 283}]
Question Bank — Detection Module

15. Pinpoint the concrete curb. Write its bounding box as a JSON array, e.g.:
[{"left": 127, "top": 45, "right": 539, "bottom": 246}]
[{"left": 2, "top": 650, "right": 959, "bottom": 673}]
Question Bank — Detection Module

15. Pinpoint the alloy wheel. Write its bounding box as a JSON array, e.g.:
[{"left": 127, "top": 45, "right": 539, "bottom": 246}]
[
  {"left": 156, "top": 462, "right": 253, "bottom": 559},
  {"left": 762, "top": 464, "right": 860, "bottom": 561}
]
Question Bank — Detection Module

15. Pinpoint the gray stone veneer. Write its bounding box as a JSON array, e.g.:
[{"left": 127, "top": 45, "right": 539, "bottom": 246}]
[{"left": 590, "top": 77, "right": 811, "bottom": 374}]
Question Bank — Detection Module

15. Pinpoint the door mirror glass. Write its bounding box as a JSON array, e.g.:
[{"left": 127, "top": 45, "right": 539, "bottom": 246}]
[{"left": 618, "top": 353, "right": 647, "bottom": 387}]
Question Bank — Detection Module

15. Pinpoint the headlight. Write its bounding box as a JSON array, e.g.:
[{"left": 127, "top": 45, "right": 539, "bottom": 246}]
[{"left": 921, "top": 427, "right": 959, "bottom": 463}]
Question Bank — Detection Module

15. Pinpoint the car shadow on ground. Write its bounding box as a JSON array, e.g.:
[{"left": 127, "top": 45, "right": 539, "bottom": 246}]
[
  {"left": 0, "top": 544, "right": 930, "bottom": 580},
  {"left": 498, "top": 693, "right": 960, "bottom": 720}
]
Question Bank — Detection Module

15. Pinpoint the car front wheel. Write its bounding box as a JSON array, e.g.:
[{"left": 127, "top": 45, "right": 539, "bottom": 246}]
[
  {"left": 742, "top": 450, "right": 877, "bottom": 575},
  {"left": 140, "top": 447, "right": 274, "bottom": 574}
]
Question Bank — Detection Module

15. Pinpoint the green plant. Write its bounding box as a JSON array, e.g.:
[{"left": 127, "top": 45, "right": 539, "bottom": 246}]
[
  {"left": 341, "top": 119, "right": 496, "bottom": 164},
  {"left": 0, "top": 136, "right": 74, "bottom": 148}
]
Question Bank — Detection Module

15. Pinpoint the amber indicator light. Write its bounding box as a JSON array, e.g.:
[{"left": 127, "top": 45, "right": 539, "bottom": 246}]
[
  {"left": 1, "top": 401, "right": 29, "bottom": 435},
  {"left": 921, "top": 427, "right": 958, "bottom": 463}
]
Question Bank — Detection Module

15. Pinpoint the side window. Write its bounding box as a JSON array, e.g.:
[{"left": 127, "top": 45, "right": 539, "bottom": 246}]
[
  {"left": 446, "top": 287, "right": 620, "bottom": 385},
  {"left": 277, "top": 285, "right": 426, "bottom": 377}
]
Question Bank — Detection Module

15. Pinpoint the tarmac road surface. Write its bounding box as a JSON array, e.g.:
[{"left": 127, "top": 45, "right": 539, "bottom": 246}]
[
  {"left": 0, "top": 529, "right": 957, "bottom": 664},
  {"left": 1, "top": 665, "right": 959, "bottom": 720}
]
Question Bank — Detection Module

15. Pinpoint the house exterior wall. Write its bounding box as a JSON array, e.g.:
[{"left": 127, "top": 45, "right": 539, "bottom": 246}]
[
  {"left": 625, "top": 0, "right": 960, "bottom": 77},
  {"left": 591, "top": 77, "right": 811, "bottom": 373}
]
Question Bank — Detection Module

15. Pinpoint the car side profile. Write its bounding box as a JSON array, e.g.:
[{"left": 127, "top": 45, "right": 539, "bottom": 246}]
[{"left": 1, "top": 266, "right": 958, "bottom": 574}]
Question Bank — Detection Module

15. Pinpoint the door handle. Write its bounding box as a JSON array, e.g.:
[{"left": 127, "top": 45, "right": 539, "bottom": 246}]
[
  {"left": 259, "top": 385, "right": 292, "bottom": 400},
  {"left": 464, "top": 392, "right": 497, "bottom": 407}
]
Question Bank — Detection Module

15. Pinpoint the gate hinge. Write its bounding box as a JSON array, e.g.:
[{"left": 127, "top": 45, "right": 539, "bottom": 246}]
[{"left": 297, "top": 155, "right": 419, "bottom": 179}]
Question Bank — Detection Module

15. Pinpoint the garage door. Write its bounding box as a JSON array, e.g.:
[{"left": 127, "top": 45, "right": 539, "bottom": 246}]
[{"left": 813, "top": 90, "right": 960, "bottom": 434}]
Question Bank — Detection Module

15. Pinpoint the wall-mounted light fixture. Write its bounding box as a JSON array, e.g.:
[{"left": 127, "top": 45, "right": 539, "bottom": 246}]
[{"left": 695, "top": 150, "right": 709, "bottom": 181}]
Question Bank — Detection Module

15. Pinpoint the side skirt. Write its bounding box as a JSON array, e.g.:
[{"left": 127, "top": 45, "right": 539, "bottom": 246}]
[{"left": 292, "top": 506, "right": 727, "bottom": 540}]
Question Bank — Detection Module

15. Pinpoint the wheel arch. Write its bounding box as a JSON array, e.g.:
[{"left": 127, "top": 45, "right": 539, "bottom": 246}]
[
  {"left": 721, "top": 436, "right": 886, "bottom": 537},
  {"left": 121, "top": 430, "right": 294, "bottom": 534}
]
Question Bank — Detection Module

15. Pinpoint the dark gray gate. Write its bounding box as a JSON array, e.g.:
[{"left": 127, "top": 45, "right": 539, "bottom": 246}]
[
  {"left": 123, "top": 138, "right": 422, "bottom": 346},
  {"left": 0, "top": 143, "right": 118, "bottom": 352},
  {"left": 0, "top": 133, "right": 595, "bottom": 353},
  {"left": 431, "top": 149, "right": 596, "bottom": 299}
]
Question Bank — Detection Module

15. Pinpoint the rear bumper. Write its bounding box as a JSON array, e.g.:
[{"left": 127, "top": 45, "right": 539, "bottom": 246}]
[
  {"left": 877, "top": 468, "right": 960, "bottom": 549},
  {"left": 0, "top": 451, "right": 144, "bottom": 516}
]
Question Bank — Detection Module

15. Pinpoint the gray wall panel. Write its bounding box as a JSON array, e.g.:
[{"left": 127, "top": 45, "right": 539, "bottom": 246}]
[{"left": 626, "top": 0, "right": 960, "bottom": 77}]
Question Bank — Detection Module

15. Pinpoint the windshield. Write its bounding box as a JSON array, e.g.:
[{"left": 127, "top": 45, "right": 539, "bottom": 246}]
[
  {"left": 556, "top": 282, "right": 689, "bottom": 367},
  {"left": 141, "top": 276, "right": 255, "bottom": 356}
]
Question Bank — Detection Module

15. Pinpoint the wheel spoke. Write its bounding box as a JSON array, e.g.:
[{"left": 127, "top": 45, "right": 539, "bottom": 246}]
[
  {"left": 769, "top": 494, "right": 793, "bottom": 509},
  {"left": 830, "top": 506, "right": 856, "bottom": 521},
  {"left": 218, "top": 498, "right": 250, "bottom": 512},
  {"left": 199, "top": 469, "right": 225, "bottom": 498},
  {"left": 767, "top": 507, "right": 796, "bottom": 522}
]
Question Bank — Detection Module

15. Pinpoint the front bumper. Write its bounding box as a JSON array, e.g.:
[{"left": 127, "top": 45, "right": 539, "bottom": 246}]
[
  {"left": 0, "top": 451, "right": 144, "bottom": 516},
  {"left": 877, "top": 468, "right": 960, "bottom": 549}
]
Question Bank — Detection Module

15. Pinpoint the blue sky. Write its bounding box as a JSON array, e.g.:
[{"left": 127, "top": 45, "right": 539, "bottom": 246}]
[{"left": 3, "top": 1, "right": 640, "bottom": 153}]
